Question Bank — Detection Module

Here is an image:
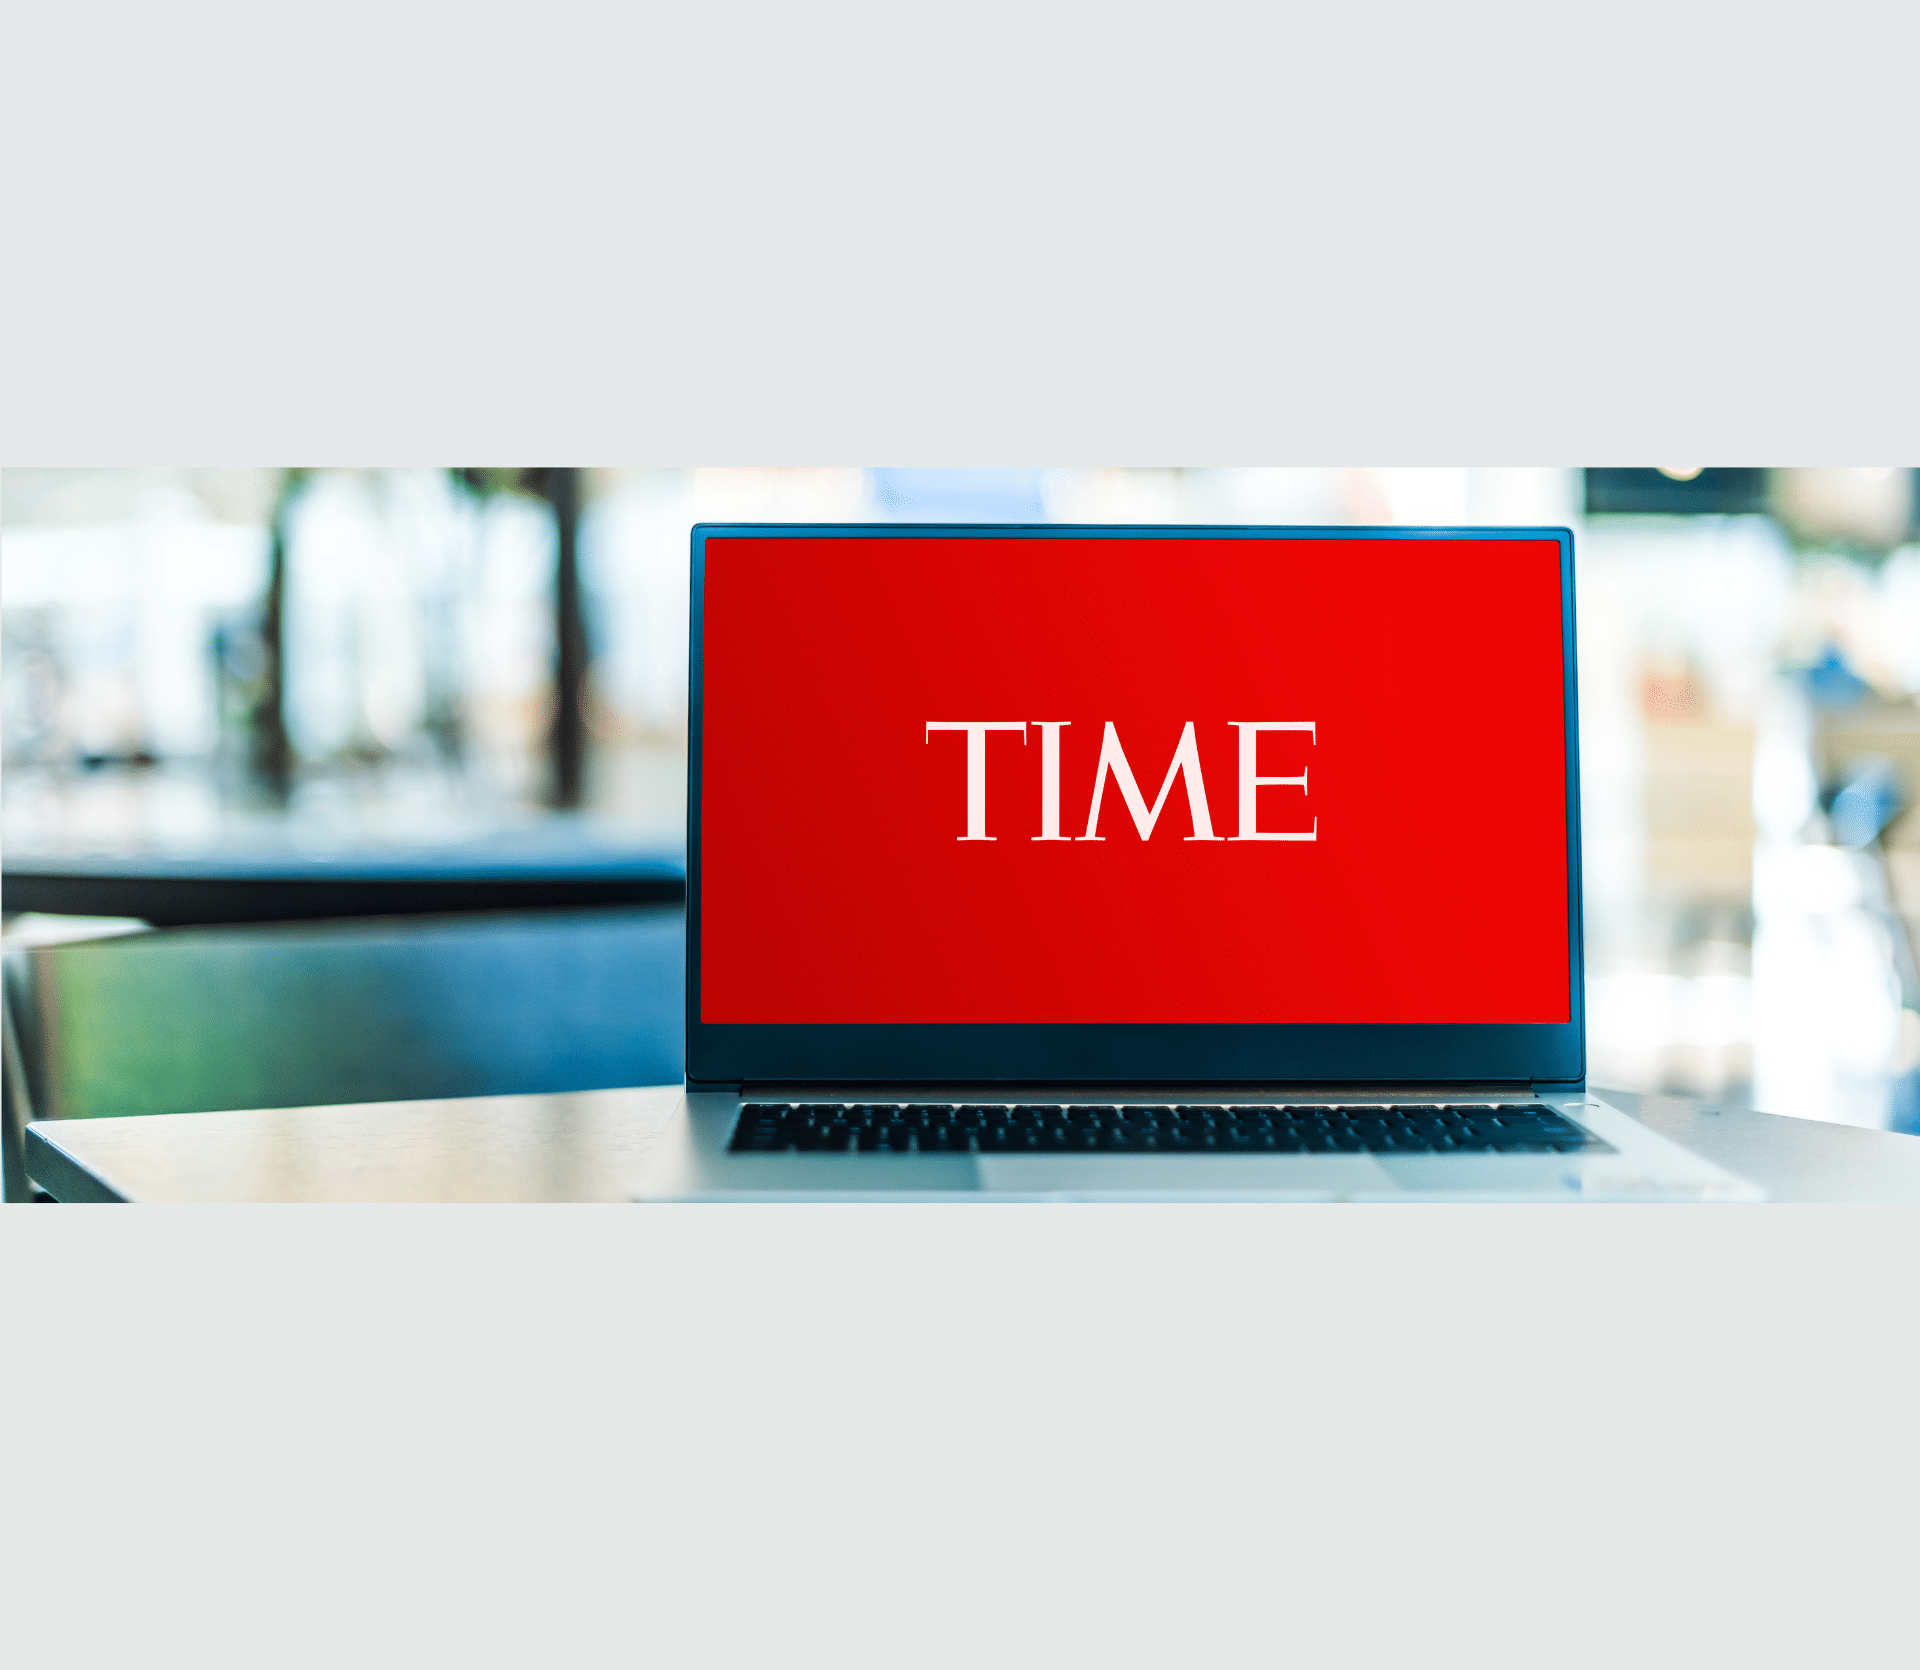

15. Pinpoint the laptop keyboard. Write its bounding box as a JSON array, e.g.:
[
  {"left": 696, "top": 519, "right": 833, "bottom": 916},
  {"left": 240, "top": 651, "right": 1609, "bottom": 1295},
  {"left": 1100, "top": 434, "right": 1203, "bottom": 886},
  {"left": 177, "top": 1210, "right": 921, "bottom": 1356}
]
[{"left": 728, "top": 1101, "right": 1611, "bottom": 1155}]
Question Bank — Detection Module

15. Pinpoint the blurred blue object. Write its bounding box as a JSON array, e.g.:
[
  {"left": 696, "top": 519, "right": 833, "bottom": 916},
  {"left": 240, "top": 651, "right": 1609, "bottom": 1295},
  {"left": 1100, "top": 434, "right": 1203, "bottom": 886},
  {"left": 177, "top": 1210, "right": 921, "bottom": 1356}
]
[
  {"left": 1890, "top": 1067, "right": 1920, "bottom": 1136},
  {"left": 870, "top": 468, "right": 1048, "bottom": 521},
  {"left": 7, "top": 906, "right": 684, "bottom": 1123},
  {"left": 1828, "top": 757, "right": 1903, "bottom": 849},
  {"left": 1801, "top": 645, "right": 1872, "bottom": 710}
]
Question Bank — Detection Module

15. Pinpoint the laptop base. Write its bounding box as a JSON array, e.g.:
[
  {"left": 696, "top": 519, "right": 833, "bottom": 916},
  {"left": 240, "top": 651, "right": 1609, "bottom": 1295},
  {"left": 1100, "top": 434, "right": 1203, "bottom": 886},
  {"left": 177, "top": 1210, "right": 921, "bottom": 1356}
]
[{"left": 635, "top": 1089, "right": 1761, "bottom": 1201}]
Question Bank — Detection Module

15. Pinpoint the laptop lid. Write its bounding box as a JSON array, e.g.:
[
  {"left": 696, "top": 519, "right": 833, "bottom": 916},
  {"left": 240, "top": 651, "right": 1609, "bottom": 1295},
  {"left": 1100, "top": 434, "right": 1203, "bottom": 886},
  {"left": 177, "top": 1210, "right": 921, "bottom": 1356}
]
[{"left": 686, "top": 524, "right": 1583, "bottom": 1089}]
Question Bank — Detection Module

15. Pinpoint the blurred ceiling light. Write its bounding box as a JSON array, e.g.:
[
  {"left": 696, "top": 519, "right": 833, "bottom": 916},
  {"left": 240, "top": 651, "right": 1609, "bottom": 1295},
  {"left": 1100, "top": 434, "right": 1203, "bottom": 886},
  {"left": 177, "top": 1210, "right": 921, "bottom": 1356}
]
[{"left": 1658, "top": 466, "right": 1704, "bottom": 482}]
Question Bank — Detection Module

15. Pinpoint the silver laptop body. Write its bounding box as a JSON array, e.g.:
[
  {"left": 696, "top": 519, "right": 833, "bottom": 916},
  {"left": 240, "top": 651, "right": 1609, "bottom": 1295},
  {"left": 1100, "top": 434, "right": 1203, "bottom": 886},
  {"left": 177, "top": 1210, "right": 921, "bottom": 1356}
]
[{"left": 636, "top": 523, "right": 1758, "bottom": 1203}]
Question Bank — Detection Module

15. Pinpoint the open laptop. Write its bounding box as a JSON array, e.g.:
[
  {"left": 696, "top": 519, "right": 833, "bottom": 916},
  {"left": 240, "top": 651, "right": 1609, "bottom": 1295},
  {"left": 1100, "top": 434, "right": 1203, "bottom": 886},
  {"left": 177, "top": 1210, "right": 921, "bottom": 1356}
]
[{"left": 636, "top": 523, "right": 1759, "bottom": 1201}]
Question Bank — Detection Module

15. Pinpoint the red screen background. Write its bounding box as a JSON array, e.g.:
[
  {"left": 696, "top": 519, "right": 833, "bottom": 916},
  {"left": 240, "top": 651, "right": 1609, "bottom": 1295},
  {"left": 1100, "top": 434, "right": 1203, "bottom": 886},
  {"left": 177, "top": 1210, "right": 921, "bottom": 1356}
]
[{"left": 700, "top": 536, "right": 1570, "bottom": 1025}]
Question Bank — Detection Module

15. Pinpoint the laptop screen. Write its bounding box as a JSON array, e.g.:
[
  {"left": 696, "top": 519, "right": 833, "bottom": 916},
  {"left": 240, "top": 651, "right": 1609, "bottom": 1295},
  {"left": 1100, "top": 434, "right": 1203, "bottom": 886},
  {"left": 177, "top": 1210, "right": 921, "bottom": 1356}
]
[{"left": 696, "top": 529, "right": 1572, "bottom": 1035}]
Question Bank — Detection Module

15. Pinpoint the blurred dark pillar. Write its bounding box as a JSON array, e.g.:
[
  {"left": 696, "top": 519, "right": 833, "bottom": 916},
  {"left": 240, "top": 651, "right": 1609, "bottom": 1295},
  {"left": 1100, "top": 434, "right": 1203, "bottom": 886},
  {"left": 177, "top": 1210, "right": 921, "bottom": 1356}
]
[
  {"left": 250, "top": 470, "right": 300, "bottom": 802},
  {"left": 549, "top": 467, "right": 587, "bottom": 808}
]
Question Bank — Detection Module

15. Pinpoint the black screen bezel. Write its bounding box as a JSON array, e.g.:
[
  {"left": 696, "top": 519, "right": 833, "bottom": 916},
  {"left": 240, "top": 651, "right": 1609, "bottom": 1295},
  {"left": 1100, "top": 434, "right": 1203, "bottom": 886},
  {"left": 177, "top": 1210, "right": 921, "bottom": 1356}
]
[{"left": 686, "top": 523, "right": 1584, "bottom": 1089}]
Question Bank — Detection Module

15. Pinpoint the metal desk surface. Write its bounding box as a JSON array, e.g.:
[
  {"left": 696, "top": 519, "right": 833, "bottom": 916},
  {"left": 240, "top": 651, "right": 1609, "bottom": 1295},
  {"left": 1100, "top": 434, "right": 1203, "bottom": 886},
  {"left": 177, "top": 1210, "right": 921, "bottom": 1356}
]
[{"left": 22, "top": 1086, "right": 1920, "bottom": 1202}]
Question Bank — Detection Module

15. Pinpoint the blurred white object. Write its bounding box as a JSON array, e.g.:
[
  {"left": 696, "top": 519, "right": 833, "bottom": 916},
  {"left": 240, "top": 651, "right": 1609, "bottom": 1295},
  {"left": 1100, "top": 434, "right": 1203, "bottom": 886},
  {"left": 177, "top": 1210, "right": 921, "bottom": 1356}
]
[
  {"left": 1774, "top": 467, "right": 1914, "bottom": 552},
  {"left": 1752, "top": 841, "right": 1904, "bottom": 1128}
]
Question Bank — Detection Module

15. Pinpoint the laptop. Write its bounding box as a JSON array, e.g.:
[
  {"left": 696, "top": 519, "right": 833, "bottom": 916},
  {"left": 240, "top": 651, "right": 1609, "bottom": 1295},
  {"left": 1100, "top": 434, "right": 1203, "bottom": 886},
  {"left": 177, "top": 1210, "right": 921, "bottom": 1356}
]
[{"left": 636, "top": 523, "right": 1759, "bottom": 1201}]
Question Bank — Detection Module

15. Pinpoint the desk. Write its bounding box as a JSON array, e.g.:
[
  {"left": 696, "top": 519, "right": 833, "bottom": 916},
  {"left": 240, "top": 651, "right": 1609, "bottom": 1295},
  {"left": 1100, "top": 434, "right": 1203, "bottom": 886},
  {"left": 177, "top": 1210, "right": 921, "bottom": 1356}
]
[
  {"left": 22, "top": 1087, "right": 1920, "bottom": 1202},
  {"left": 2, "top": 840, "right": 684, "bottom": 926}
]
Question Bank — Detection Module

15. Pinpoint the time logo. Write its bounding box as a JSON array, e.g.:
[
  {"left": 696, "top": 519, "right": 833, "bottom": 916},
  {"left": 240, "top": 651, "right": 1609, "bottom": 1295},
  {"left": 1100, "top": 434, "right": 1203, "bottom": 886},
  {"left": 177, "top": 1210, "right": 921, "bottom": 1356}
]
[{"left": 924, "top": 720, "right": 1316, "bottom": 843}]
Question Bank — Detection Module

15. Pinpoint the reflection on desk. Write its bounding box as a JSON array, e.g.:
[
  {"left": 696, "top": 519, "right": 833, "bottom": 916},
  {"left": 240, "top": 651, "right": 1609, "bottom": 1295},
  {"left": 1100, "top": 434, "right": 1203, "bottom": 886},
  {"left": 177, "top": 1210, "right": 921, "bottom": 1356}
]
[
  {"left": 25, "top": 1088, "right": 673, "bottom": 1204},
  {"left": 21, "top": 1086, "right": 1920, "bottom": 1203}
]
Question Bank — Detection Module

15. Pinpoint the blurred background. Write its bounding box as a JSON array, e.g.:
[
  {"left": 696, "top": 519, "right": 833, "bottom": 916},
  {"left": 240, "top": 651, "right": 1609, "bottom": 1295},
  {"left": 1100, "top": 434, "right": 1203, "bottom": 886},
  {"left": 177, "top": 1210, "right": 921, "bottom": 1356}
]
[{"left": 6, "top": 465, "right": 1920, "bottom": 1128}]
